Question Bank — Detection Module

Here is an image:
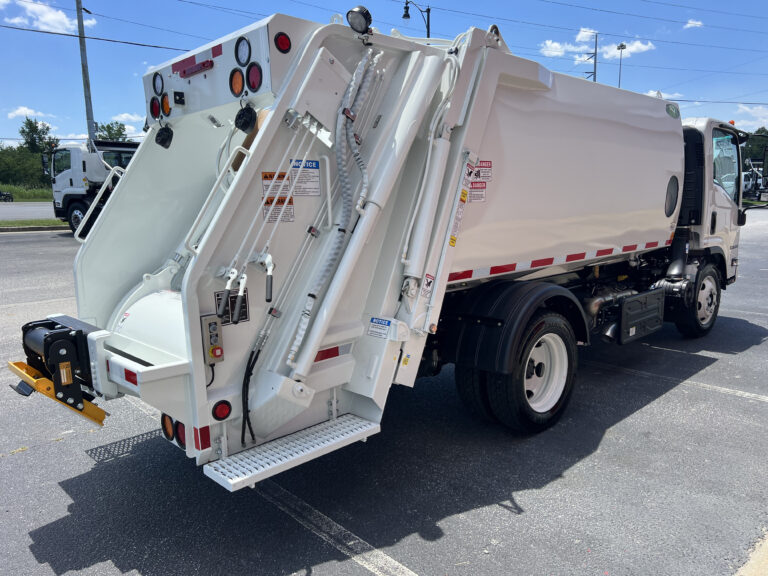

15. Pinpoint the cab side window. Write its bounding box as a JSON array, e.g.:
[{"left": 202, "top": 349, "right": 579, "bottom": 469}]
[
  {"left": 52, "top": 150, "right": 71, "bottom": 176},
  {"left": 712, "top": 128, "right": 739, "bottom": 204}
]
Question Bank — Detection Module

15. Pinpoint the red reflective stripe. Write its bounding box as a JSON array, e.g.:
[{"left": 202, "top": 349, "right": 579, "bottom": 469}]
[
  {"left": 665, "top": 239, "right": 673, "bottom": 246},
  {"left": 314, "top": 346, "right": 340, "bottom": 363},
  {"left": 566, "top": 252, "right": 586, "bottom": 262},
  {"left": 124, "top": 369, "right": 137, "bottom": 385},
  {"left": 596, "top": 248, "right": 614, "bottom": 257},
  {"left": 490, "top": 263, "right": 517, "bottom": 275},
  {"left": 194, "top": 426, "right": 211, "bottom": 450},
  {"left": 211, "top": 44, "right": 222, "bottom": 58},
  {"left": 622, "top": 244, "right": 638, "bottom": 252},
  {"left": 448, "top": 270, "right": 473, "bottom": 281},
  {"left": 172, "top": 55, "right": 196, "bottom": 74},
  {"left": 531, "top": 257, "right": 555, "bottom": 268},
  {"left": 645, "top": 241, "right": 659, "bottom": 249}
]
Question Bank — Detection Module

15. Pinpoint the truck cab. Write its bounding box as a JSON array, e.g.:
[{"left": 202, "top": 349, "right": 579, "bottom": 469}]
[{"left": 48, "top": 140, "right": 138, "bottom": 232}]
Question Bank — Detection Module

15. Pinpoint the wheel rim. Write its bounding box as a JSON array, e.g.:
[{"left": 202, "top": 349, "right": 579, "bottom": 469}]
[
  {"left": 524, "top": 332, "right": 568, "bottom": 413},
  {"left": 71, "top": 209, "right": 85, "bottom": 229},
  {"left": 696, "top": 275, "right": 718, "bottom": 326}
]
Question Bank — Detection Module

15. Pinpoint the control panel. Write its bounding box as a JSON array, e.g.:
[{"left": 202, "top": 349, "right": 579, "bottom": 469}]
[{"left": 201, "top": 314, "right": 224, "bottom": 363}]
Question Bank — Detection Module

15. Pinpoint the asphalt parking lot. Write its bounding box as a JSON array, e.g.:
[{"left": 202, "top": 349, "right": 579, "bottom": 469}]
[{"left": 0, "top": 218, "right": 767, "bottom": 576}]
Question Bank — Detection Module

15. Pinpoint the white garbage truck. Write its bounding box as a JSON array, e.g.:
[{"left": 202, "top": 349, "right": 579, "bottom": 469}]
[
  {"left": 44, "top": 140, "right": 138, "bottom": 232},
  {"left": 10, "top": 7, "right": 754, "bottom": 492}
]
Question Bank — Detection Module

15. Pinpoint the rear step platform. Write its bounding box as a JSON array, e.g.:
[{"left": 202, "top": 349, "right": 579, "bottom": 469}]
[{"left": 204, "top": 414, "right": 380, "bottom": 491}]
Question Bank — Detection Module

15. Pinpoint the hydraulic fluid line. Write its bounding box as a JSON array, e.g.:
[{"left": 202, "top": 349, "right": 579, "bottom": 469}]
[
  {"left": 349, "top": 51, "right": 381, "bottom": 214},
  {"left": 287, "top": 49, "right": 376, "bottom": 364}
]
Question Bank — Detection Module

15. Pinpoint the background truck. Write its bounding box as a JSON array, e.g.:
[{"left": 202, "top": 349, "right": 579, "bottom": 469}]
[
  {"left": 44, "top": 139, "right": 138, "bottom": 232},
  {"left": 9, "top": 7, "right": 757, "bottom": 493}
]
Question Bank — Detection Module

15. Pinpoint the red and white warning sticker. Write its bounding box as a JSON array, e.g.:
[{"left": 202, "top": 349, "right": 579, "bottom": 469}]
[
  {"left": 421, "top": 273, "right": 435, "bottom": 297},
  {"left": 462, "top": 160, "right": 492, "bottom": 202}
]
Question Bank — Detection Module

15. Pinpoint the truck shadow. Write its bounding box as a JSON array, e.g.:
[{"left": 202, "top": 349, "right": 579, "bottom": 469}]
[{"left": 27, "top": 315, "right": 768, "bottom": 575}]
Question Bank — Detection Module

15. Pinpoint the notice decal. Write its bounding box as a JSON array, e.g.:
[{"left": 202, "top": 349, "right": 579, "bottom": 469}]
[
  {"left": 289, "top": 159, "right": 321, "bottom": 196},
  {"left": 368, "top": 317, "right": 391, "bottom": 339}
]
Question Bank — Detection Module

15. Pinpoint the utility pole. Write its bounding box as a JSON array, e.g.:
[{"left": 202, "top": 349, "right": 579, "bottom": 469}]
[
  {"left": 75, "top": 0, "right": 96, "bottom": 147},
  {"left": 584, "top": 32, "right": 598, "bottom": 83}
]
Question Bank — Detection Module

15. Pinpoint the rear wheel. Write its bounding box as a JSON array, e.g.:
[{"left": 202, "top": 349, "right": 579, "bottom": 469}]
[
  {"left": 675, "top": 263, "right": 720, "bottom": 337},
  {"left": 455, "top": 366, "right": 495, "bottom": 421},
  {"left": 486, "top": 311, "right": 577, "bottom": 433},
  {"left": 67, "top": 202, "right": 87, "bottom": 233}
]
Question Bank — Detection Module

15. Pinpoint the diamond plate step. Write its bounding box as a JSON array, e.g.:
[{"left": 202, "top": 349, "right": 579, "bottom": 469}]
[{"left": 204, "top": 414, "right": 380, "bottom": 491}]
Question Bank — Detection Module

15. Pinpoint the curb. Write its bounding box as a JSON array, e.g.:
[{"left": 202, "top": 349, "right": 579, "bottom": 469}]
[{"left": 0, "top": 226, "right": 71, "bottom": 233}]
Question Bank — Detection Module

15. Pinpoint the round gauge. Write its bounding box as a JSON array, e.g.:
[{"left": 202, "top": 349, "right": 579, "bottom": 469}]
[
  {"left": 152, "top": 72, "right": 163, "bottom": 96},
  {"left": 235, "top": 36, "right": 251, "bottom": 67}
]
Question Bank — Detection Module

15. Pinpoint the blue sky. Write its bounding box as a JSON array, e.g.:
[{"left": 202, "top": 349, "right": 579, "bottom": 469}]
[{"left": 1, "top": 0, "right": 767, "bottom": 146}]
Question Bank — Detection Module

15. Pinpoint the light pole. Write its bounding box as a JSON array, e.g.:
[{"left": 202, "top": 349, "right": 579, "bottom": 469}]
[
  {"left": 617, "top": 42, "right": 627, "bottom": 88},
  {"left": 402, "top": 0, "right": 431, "bottom": 38}
]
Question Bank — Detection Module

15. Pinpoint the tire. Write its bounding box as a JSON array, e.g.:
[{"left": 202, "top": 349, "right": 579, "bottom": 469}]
[
  {"left": 486, "top": 311, "right": 577, "bottom": 433},
  {"left": 67, "top": 202, "right": 87, "bottom": 233},
  {"left": 455, "top": 365, "right": 496, "bottom": 421},
  {"left": 675, "top": 263, "right": 721, "bottom": 338}
]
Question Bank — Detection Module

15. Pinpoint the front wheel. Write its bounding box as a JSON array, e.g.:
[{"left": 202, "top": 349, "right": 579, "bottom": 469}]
[
  {"left": 486, "top": 311, "right": 577, "bottom": 433},
  {"left": 67, "top": 202, "right": 87, "bottom": 233},
  {"left": 675, "top": 263, "right": 721, "bottom": 337}
]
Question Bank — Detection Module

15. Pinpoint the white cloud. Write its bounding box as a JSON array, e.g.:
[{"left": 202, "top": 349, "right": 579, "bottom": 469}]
[
  {"left": 575, "top": 27, "right": 597, "bottom": 43},
  {"left": 602, "top": 40, "right": 655, "bottom": 60},
  {"left": 644, "top": 90, "right": 683, "bottom": 100},
  {"left": 14, "top": 0, "right": 96, "bottom": 34},
  {"left": 112, "top": 113, "right": 144, "bottom": 124},
  {"left": 0, "top": 0, "right": 12, "bottom": 9},
  {"left": 7, "top": 105, "right": 54, "bottom": 119},
  {"left": 684, "top": 19, "right": 703, "bottom": 29},
  {"left": 734, "top": 105, "right": 768, "bottom": 131},
  {"left": 539, "top": 39, "right": 589, "bottom": 58},
  {"left": 4, "top": 15, "right": 28, "bottom": 25}
]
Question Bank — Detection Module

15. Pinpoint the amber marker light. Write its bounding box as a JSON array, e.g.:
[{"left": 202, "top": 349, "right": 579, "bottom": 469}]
[
  {"left": 229, "top": 68, "right": 244, "bottom": 97},
  {"left": 161, "top": 93, "right": 171, "bottom": 116},
  {"left": 161, "top": 413, "right": 174, "bottom": 441}
]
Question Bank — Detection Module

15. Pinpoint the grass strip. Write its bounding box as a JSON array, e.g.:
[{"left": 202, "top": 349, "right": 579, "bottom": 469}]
[{"left": 0, "top": 219, "right": 64, "bottom": 227}]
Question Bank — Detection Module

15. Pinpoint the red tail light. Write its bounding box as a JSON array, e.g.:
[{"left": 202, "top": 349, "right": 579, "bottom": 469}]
[
  {"left": 246, "top": 62, "right": 263, "bottom": 92},
  {"left": 175, "top": 421, "right": 186, "bottom": 449},
  {"left": 274, "top": 32, "right": 291, "bottom": 54},
  {"left": 149, "top": 97, "right": 161, "bottom": 119},
  {"left": 212, "top": 400, "right": 232, "bottom": 421}
]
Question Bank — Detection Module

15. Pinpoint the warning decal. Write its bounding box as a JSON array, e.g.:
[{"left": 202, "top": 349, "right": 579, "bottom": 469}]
[
  {"left": 262, "top": 195, "right": 295, "bottom": 222},
  {"left": 262, "top": 171, "right": 289, "bottom": 195},
  {"left": 462, "top": 159, "right": 492, "bottom": 202},
  {"left": 289, "top": 159, "right": 321, "bottom": 196},
  {"left": 449, "top": 189, "right": 468, "bottom": 247},
  {"left": 421, "top": 274, "right": 435, "bottom": 298}
]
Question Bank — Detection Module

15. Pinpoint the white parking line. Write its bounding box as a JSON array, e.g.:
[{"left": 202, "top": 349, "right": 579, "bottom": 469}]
[
  {"left": 256, "top": 480, "right": 418, "bottom": 576},
  {"left": 583, "top": 360, "right": 768, "bottom": 403}
]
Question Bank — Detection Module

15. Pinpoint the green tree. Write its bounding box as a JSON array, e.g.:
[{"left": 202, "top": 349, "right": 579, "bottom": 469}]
[
  {"left": 18, "top": 117, "right": 59, "bottom": 154},
  {"left": 744, "top": 126, "right": 768, "bottom": 166},
  {"left": 95, "top": 121, "right": 128, "bottom": 141}
]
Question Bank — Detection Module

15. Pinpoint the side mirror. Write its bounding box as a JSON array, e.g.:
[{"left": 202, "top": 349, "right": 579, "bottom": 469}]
[
  {"left": 738, "top": 209, "right": 747, "bottom": 226},
  {"left": 41, "top": 154, "right": 49, "bottom": 175}
]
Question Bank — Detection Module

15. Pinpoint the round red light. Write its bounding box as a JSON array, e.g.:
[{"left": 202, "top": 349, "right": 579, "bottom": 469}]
[
  {"left": 246, "top": 62, "right": 263, "bottom": 92},
  {"left": 274, "top": 32, "right": 291, "bottom": 54},
  {"left": 212, "top": 400, "right": 232, "bottom": 421},
  {"left": 175, "top": 421, "right": 186, "bottom": 449},
  {"left": 150, "top": 97, "right": 161, "bottom": 119}
]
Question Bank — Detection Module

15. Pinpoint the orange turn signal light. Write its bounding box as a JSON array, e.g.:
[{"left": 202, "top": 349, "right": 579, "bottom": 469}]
[
  {"left": 161, "top": 413, "right": 174, "bottom": 441},
  {"left": 229, "top": 68, "right": 244, "bottom": 97},
  {"left": 161, "top": 93, "right": 171, "bottom": 116}
]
